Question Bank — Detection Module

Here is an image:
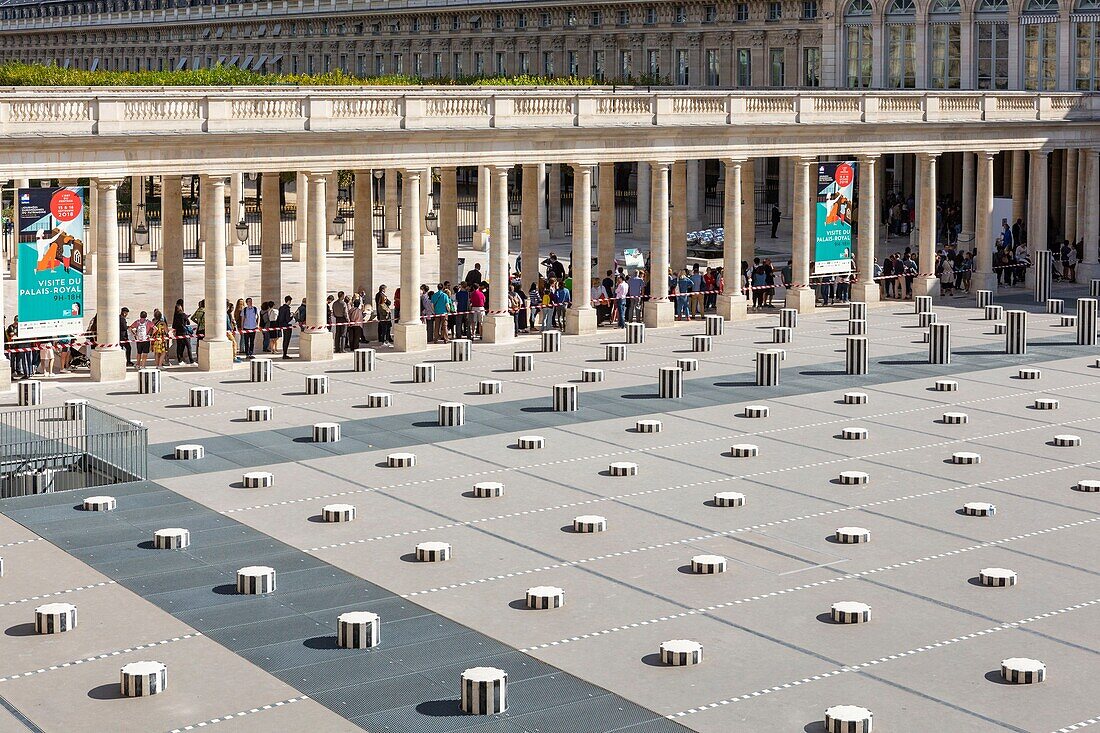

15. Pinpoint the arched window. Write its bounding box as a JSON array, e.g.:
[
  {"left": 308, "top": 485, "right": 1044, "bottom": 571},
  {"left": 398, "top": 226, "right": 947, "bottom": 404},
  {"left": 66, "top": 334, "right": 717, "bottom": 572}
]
[
  {"left": 844, "top": 0, "right": 873, "bottom": 87},
  {"left": 846, "top": 0, "right": 872, "bottom": 16},
  {"left": 887, "top": 0, "right": 915, "bottom": 12},
  {"left": 1025, "top": 0, "right": 1059, "bottom": 8}
]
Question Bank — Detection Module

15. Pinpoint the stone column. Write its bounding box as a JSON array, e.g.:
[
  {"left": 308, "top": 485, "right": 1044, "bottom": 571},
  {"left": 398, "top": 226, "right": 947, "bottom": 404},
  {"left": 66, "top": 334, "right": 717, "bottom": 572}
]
[
  {"left": 297, "top": 172, "right": 333, "bottom": 361},
  {"left": 1065, "top": 148, "right": 1079, "bottom": 246},
  {"left": 226, "top": 174, "right": 249, "bottom": 270},
  {"left": 1011, "top": 150, "right": 1027, "bottom": 225},
  {"left": 852, "top": 154, "right": 880, "bottom": 303},
  {"left": 644, "top": 161, "right": 674, "bottom": 327},
  {"left": 717, "top": 158, "right": 747, "bottom": 320},
  {"left": 384, "top": 168, "right": 400, "bottom": 249},
  {"left": 537, "top": 163, "right": 550, "bottom": 244},
  {"left": 785, "top": 157, "right": 815, "bottom": 313},
  {"left": 260, "top": 172, "right": 283, "bottom": 305},
  {"left": 671, "top": 161, "right": 688, "bottom": 271},
  {"left": 520, "top": 164, "right": 540, "bottom": 287},
  {"left": 1027, "top": 149, "right": 1049, "bottom": 288},
  {"left": 230, "top": 172, "right": 244, "bottom": 224},
  {"left": 973, "top": 151, "right": 998, "bottom": 292},
  {"left": 597, "top": 162, "right": 616, "bottom": 277},
  {"left": 1081, "top": 148, "right": 1100, "bottom": 280},
  {"left": 960, "top": 152, "right": 975, "bottom": 253},
  {"left": 84, "top": 180, "right": 98, "bottom": 279},
  {"left": 161, "top": 175, "right": 185, "bottom": 320},
  {"left": 915, "top": 153, "right": 940, "bottom": 297},
  {"left": 484, "top": 165, "right": 514, "bottom": 343},
  {"left": 88, "top": 179, "right": 127, "bottom": 381},
  {"left": 438, "top": 166, "right": 459, "bottom": 283},
  {"left": 685, "top": 159, "right": 702, "bottom": 233},
  {"left": 197, "top": 175, "right": 234, "bottom": 371},
  {"left": 473, "top": 165, "right": 491, "bottom": 251},
  {"left": 395, "top": 168, "right": 426, "bottom": 352},
  {"left": 1078, "top": 147, "right": 1088, "bottom": 243},
  {"left": 635, "top": 161, "right": 651, "bottom": 239},
  {"left": 325, "top": 172, "right": 341, "bottom": 253},
  {"left": 566, "top": 163, "right": 597, "bottom": 335},
  {"left": 778, "top": 157, "right": 791, "bottom": 220},
  {"left": 292, "top": 171, "right": 308, "bottom": 261},
  {"left": 742, "top": 161, "right": 756, "bottom": 263},
  {"left": 353, "top": 170, "right": 375, "bottom": 295}
]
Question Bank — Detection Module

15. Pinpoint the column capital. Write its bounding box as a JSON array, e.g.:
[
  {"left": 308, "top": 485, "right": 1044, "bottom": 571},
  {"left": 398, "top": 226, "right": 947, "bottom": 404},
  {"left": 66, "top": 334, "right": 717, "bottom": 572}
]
[
  {"left": 571, "top": 161, "right": 598, "bottom": 170},
  {"left": 304, "top": 170, "right": 334, "bottom": 183},
  {"left": 977, "top": 150, "right": 1000, "bottom": 161},
  {"left": 400, "top": 166, "right": 430, "bottom": 177},
  {"left": 855, "top": 153, "right": 881, "bottom": 163},
  {"left": 793, "top": 155, "right": 818, "bottom": 167},
  {"left": 489, "top": 164, "right": 514, "bottom": 174},
  {"left": 916, "top": 151, "right": 941, "bottom": 161},
  {"left": 648, "top": 160, "right": 675, "bottom": 168},
  {"left": 198, "top": 173, "right": 229, "bottom": 184},
  {"left": 93, "top": 177, "right": 126, "bottom": 191},
  {"left": 721, "top": 156, "right": 748, "bottom": 165}
]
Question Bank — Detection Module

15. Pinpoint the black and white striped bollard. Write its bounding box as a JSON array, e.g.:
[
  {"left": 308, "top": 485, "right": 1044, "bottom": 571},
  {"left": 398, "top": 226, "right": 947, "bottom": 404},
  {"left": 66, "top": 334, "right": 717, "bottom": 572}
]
[
  {"left": 138, "top": 368, "right": 160, "bottom": 394},
  {"left": 367, "top": 392, "right": 392, "bottom": 408},
  {"left": 189, "top": 386, "right": 213, "bottom": 407},
  {"left": 1001, "top": 658, "right": 1045, "bottom": 684},
  {"left": 713, "top": 491, "right": 746, "bottom": 507},
  {"left": 1035, "top": 249, "right": 1052, "bottom": 303},
  {"left": 773, "top": 326, "right": 792, "bottom": 343},
  {"left": 835, "top": 526, "right": 870, "bottom": 543},
  {"left": 952, "top": 451, "right": 981, "bottom": 464},
  {"left": 928, "top": 322, "right": 951, "bottom": 364},
  {"left": 337, "top": 611, "right": 379, "bottom": 648},
  {"left": 473, "top": 482, "right": 504, "bottom": 498},
  {"left": 846, "top": 336, "right": 867, "bottom": 375},
  {"left": 744, "top": 404, "right": 769, "bottom": 418},
  {"left": 174, "top": 444, "right": 204, "bottom": 460},
  {"left": 609, "top": 462, "right": 638, "bottom": 476},
  {"left": 1018, "top": 367, "right": 1041, "bottom": 379},
  {"left": 542, "top": 330, "right": 561, "bottom": 352},
  {"left": 313, "top": 422, "right": 340, "bottom": 442},
  {"left": 934, "top": 379, "right": 958, "bottom": 392},
  {"left": 479, "top": 380, "right": 502, "bottom": 395},
  {"left": 1062, "top": 315, "right": 1077, "bottom": 328},
  {"left": 413, "top": 363, "right": 435, "bottom": 383},
  {"left": 250, "top": 358, "right": 272, "bottom": 382},
  {"left": 676, "top": 357, "right": 699, "bottom": 372},
  {"left": 918, "top": 311, "right": 937, "bottom": 328},
  {"left": 705, "top": 314, "right": 724, "bottom": 335},
  {"left": 756, "top": 350, "right": 781, "bottom": 386},
  {"left": 322, "top": 503, "right": 356, "bottom": 522},
  {"left": 451, "top": 339, "right": 471, "bottom": 362},
  {"left": 692, "top": 335, "right": 712, "bottom": 352},
  {"left": 985, "top": 304, "right": 1003, "bottom": 321},
  {"left": 1034, "top": 398, "right": 1058, "bottom": 410},
  {"left": 247, "top": 405, "right": 272, "bottom": 422},
  {"left": 153, "top": 528, "right": 190, "bottom": 549},
  {"left": 581, "top": 368, "right": 604, "bottom": 383},
  {"left": 839, "top": 471, "right": 869, "bottom": 485},
  {"left": 353, "top": 347, "right": 375, "bottom": 372},
  {"left": 660, "top": 639, "right": 702, "bottom": 666},
  {"left": 848, "top": 319, "right": 866, "bottom": 335},
  {"left": 387, "top": 452, "right": 416, "bottom": 467},
  {"left": 513, "top": 353, "right": 533, "bottom": 372},
  {"left": 460, "top": 667, "right": 507, "bottom": 715},
  {"left": 64, "top": 398, "right": 87, "bottom": 420},
  {"left": 237, "top": 565, "right": 276, "bottom": 594},
  {"left": 914, "top": 295, "right": 932, "bottom": 314},
  {"left": 83, "top": 495, "right": 116, "bottom": 511},
  {"left": 831, "top": 601, "right": 871, "bottom": 623},
  {"left": 243, "top": 471, "right": 273, "bottom": 488},
  {"left": 1077, "top": 298, "right": 1098, "bottom": 346},
  {"left": 730, "top": 443, "right": 759, "bottom": 457},
  {"left": 635, "top": 419, "right": 662, "bottom": 433},
  {"left": 849, "top": 302, "right": 867, "bottom": 320},
  {"left": 553, "top": 383, "right": 578, "bottom": 411},
  {"left": 1005, "top": 309, "right": 1027, "bottom": 354},
  {"left": 516, "top": 435, "right": 544, "bottom": 449},
  {"left": 976, "top": 289, "right": 994, "bottom": 308},
  {"left": 659, "top": 366, "right": 683, "bottom": 398},
  {"left": 438, "top": 402, "right": 465, "bottom": 426},
  {"left": 606, "top": 343, "right": 627, "bottom": 361},
  {"left": 841, "top": 427, "right": 868, "bottom": 440},
  {"left": 1054, "top": 434, "right": 1081, "bottom": 447},
  {"left": 779, "top": 307, "right": 798, "bottom": 328},
  {"left": 120, "top": 661, "right": 167, "bottom": 697},
  {"left": 691, "top": 554, "right": 727, "bottom": 574},
  {"left": 35, "top": 602, "right": 77, "bottom": 633},
  {"left": 1047, "top": 298, "right": 1064, "bottom": 314},
  {"left": 415, "top": 541, "right": 451, "bottom": 562},
  {"left": 962, "top": 501, "right": 996, "bottom": 516},
  {"left": 1092, "top": 278, "right": 1100, "bottom": 298},
  {"left": 844, "top": 392, "right": 868, "bottom": 405},
  {"left": 979, "top": 567, "right": 1017, "bottom": 587},
  {"left": 17, "top": 380, "right": 40, "bottom": 406},
  {"left": 526, "top": 586, "right": 565, "bottom": 609},
  {"left": 626, "top": 322, "right": 645, "bottom": 344},
  {"left": 825, "top": 705, "right": 873, "bottom": 733},
  {"left": 1075, "top": 480, "right": 1100, "bottom": 492},
  {"left": 942, "top": 412, "right": 968, "bottom": 424}
]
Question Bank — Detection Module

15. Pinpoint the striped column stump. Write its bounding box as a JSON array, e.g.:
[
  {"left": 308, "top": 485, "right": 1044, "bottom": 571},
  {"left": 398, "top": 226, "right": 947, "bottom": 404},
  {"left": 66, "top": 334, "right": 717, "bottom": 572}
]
[
  {"left": 188, "top": 386, "right": 213, "bottom": 407},
  {"left": 460, "top": 667, "right": 507, "bottom": 715},
  {"left": 581, "top": 368, "right": 604, "bottom": 383},
  {"left": 337, "top": 611, "right": 380, "bottom": 649},
  {"left": 625, "top": 322, "right": 646, "bottom": 344},
  {"left": 744, "top": 405, "right": 769, "bottom": 418},
  {"left": 928, "top": 322, "right": 951, "bottom": 365},
  {"left": 676, "top": 357, "right": 699, "bottom": 372},
  {"left": 692, "top": 335, "right": 712, "bottom": 352},
  {"left": 952, "top": 451, "right": 981, "bottom": 464},
  {"left": 517, "top": 435, "right": 545, "bottom": 449},
  {"left": 659, "top": 367, "right": 684, "bottom": 398},
  {"left": 705, "top": 314, "right": 724, "bottom": 335},
  {"left": 413, "top": 363, "right": 435, "bottom": 383},
  {"left": 1093, "top": 279, "right": 1100, "bottom": 298},
  {"left": 635, "top": 419, "right": 662, "bottom": 433},
  {"left": 976, "top": 289, "right": 994, "bottom": 308},
  {"left": 120, "top": 661, "right": 167, "bottom": 697},
  {"left": 473, "top": 482, "right": 504, "bottom": 498},
  {"left": 174, "top": 444, "right": 205, "bottom": 460},
  {"left": 35, "top": 602, "right": 77, "bottom": 634},
  {"left": 962, "top": 501, "right": 996, "bottom": 516},
  {"left": 322, "top": 504, "right": 356, "bottom": 522},
  {"left": 573, "top": 515, "right": 608, "bottom": 532},
  {"left": 367, "top": 392, "right": 392, "bottom": 408},
  {"left": 1035, "top": 250, "right": 1052, "bottom": 304},
  {"left": 451, "top": 339, "right": 472, "bottom": 362},
  {"left": 691, "top": 554, "right": 727, "bottom": 574},
  {"left": 609, "top": 462, "right": 638, "bottom": 477},
  {"left": 83, "top": 495, "right": 116, "bottom": 511},
  {"left": 1061, "top": 315, "right": 1077, "bottom": 328},
  {"left": 250, "top": 358, "right": 273, "bottom": 382},
  {"left": 713, "top": 491, "right": 746, "bottom": 507},
  {"left": 934, "top": 379, "right": 958, "bottom": 392},
  {"left": 844, "top": 392, "right": 868, "bottom": 405},
  {"left": 993, "top": 323, "right": 1007, "bottom": 335},
  {"left": 513, "top": 353, "right": 533, "bottom": 372},
  {"left": 1034, "top": 398, "right": 1059, "bottom": 410},
  {"left": 1005, "top": 310, "right": 1028, "bottom": 354},
  {"left": 1054, "top": 434, "right": 1082, "bottom": 447},
  {"left": 137, "top": 368, "right": 160, "bottom": 394},
  {"left": 153, "top": 528, "right": 190, "bottom": 549},
  {"left": 553, "top": 384, "right": 579, "bottom": 411},
  {"left": 846, "top": 336, "right": 868, "bottom": 375},
  {"left": 17, "top": 380, "right": 41, "bottom": 406},
  {"left": 246, "top": 405, "right": 272, "bottom": 422},
  {"left": 0, "top": 557, "right": 4, "bottom": 576},
  {"left": 660, "top": 639, "right": 703, "bottom": 666},
  {"left": 918, "top": 311, "right": 937, "bottom": 328},
  {"left": 478, "top": 380, "right": 502, "bottom": 396},
  {"left": 1075, "top": 480, "right": 1100, "bottom": 492},
  {"left": 63, "top": 398, "right": 87, "bottom": 420},
  {"left": 1077, "top": 298, "right": 1098, "bottom": 346},
  {"left": 841, "top": 427, "right": 868, "bottom": 440},
  {"left": 242, "top": 471, "right": 273, "bottom": 488},
  {"left": 848, "top": 319, "right": 867, "bottom": 335},
  {"left": 353, "top": 348, "right": 376, "bottom": 372},
  {"left": 541, "top": 330, "right": 562, "bottom": 352},
  {"left": 9, "top": 469, "right": 54, "bottom": 497},
  {"left": 756, "top": 350, "right": 782, "bottom": 386},
  {"left": 831, "top": 601, "right": 871, "bottom": 623},
  {"left": 415, "top": 541, "right": 451, "bottom": 562},
  {"left": 825, "top": 705, "right": 873, "bottom": 733},
  {"left": 979, "top": 567, "right": 1017, "bottom": 587},
  {"left": 313, "top": 422, "right": 341, "bottom": 443},
  {"left": 526, "top": 586, "right": 565, "bottom": 609},
  {"left": 773, "top": 326, "right": 792, "bottom": 343},
  {"left": 835, "top": 526, "right": 871, "bottom": 543},
  {"left": 387, "top": 452, "right": 416, "bottom": 468},
  {"left": 914, "top": 295, "right": 932, "bottom": 314},
  {"left": 943, "top": 412, "right": 969, "bottom": 424},
  {"left": 438, "top": 403, "right": 465, "bottom": 426},
  {"left": 779, "top": 307, "right": 798, "bottom": 328},
  {"left": 838, "top": 471, "right": 869, "bottom": 485},
  {"left": 236, "top": 565, "right": 276, "bottom": 594},
  {"left": 1001, "top": 658, "right": 1046, "bottom": 684},
  {"left": 730, "top": 443, "right": 759, "bottom": 457},
  {"left": 1018, "top": 368, "right": 1041, "bottom": 380},
  {"left": 985, "top": 304, "right": 1004, "bottom": 321},
  {"left": 1046, "top": 298, "right": 1065, "bottom": 314},
  {"left": 849, "top": 302, "right": 867, "bottom": 320},
  {"left": 606, "top": 343, "right": 627, "bottom": 361}
]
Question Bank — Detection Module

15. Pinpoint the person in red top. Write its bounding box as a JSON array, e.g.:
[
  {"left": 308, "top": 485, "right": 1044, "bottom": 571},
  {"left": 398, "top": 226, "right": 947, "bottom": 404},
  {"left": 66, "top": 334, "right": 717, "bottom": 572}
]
[{"left": 469, "top": 284, "right": 487, "bottom": 339}]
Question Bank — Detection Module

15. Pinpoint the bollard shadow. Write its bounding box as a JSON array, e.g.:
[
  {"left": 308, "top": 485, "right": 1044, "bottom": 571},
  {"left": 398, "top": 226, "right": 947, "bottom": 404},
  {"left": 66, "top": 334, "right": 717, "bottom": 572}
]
[
  {"left": 717, "top": 381, "right": 757, "bottom": 388},
  {"left": 87, "top": 683, "right": 126, "bottom": 701},
  {"left": 641, "top": 653, "right": 669, "bottom": 667},
  {"left": 966, "top": 576, "right": 990, "bottom": 587},
  {"left": 303, "top": 635, "right": 340, "bottom": 650},
  {"left": 520, "top": 406, "right": 556, "bottom": 413},
  {"left": 804, "top": 723, "right": 828, "bottom": 733},
  {"left": 399, "top": 553, "right": 420, "bottom": 563},
  {"left": 137, "top": 540, "right": 157, "bottom": 550},
  {"left": 877, "top": 359, "right": 928, "bottom": 366},
  {"left": 281, "top": 391, "right": 310, "bottom": 397},
  {"left": 508, "top": 599, "right": 539, "bottom": 611},
  {"left": 415, "top": 699, "right": 464, "bottom": 718},
  {"left": 411, "top": 421, "right": 439, "bottom": 428},
  {"left": 461, "top": 490, "right": 479, "bottom": 498},
  {"left": 816, "top": 612, "right": 842, "bottom": 624},
  {"left": 220, "top": 379, "right": 253, "bottom": 385},
  {"left": 306, "top": 515, "right": 328, "bottom": 524},
  {"left": 4, "top": 622, "right": 37, "bottom": 637},
  {"left": 212, "top": 583, "right": 238, "bottom": 595},
  {"left": 621, "top": 393, "right": 662, "bottom": 400},
  {"left": 984, "top": 670, "right": 1017, "bottom": 685},
  {"left": 800, "top": 370, "right": 846, "bottom": 376},
  {"left": 676, "top": 564, "right": 702, "bottom": 575},
  {"left": 292, "top": 436, "right": 315, "bottom": 444}
]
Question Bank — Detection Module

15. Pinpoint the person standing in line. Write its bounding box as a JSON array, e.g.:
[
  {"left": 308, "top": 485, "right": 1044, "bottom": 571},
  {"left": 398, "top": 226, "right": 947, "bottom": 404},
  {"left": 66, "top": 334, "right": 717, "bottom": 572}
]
[
  {"left": 332, "top": 290, "right": 348, "bottom": 353},
  {"left": 455, "top": 282, "right": 471, "bottom": 339},
  {"left": 771, "top": 204, "right": 781, "bottom": 239},
  {"left": 129, "top": 310, "right": 152, "bottom": 370},
  {"left": 172, "top": 302, "right": 194, "bottom": 364},
  {"left": 192, "top": 300, "right": 206, "bottom": 344},
  {"left": 347, "top": 297, "right": 363, "bottom": 351},
  {"left": 627, "top": 270, "right": 645, "bottom": 322},
  {"left": 430, "top": 283, "right": 452, "bottom": 344},
  {"left": 615, "top": 274, "right": 628, "bottom": 328},
  {"left": 276, "top": 295, "right": 295, "bottom": 359},
  {"left": 241, "top": 297, "right": 259, "bottom": 359},
  {"left": 375, "top": 285, "right": 393, "bottom": 346},
  {"left": 689, "top": 264, "right": 704, "bottom": 319},
  {"left": 469, "top": 282, "right": 486, "bottom": 338},
  {"left": 119, "top": 307, "right": 132, "bottom": 367},
  {"left": 151, "top": 309, "right": 170, "bottom": 369}
]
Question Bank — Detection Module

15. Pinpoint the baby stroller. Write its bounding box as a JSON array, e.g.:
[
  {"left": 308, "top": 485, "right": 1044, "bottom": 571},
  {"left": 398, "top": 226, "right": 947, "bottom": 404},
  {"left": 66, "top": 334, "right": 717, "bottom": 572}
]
[{"left": 67, "top": 344, "right": 90, "bottom": 370}]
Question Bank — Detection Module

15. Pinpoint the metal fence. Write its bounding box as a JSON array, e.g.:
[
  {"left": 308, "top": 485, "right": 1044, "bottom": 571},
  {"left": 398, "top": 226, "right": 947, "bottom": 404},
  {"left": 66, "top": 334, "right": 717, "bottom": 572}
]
[{"left": 0, "top": 404, "right": 147, "bottom": 498}]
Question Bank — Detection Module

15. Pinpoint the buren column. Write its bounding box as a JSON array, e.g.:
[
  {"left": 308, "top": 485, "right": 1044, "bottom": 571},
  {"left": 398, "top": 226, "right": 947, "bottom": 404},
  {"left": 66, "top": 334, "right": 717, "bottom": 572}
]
[
  {"left": 197, "top": 175, "right": 234, "bottom": 371},
  {"left": 852, "top": 154, "right": 880, "bottom": 303},
  {"left": 785, "top": 156, "right": 816, "bottom": 313},
  {"left": 89, "top": 178, "right": 127, "bottom": 382},
  {"left": 914, "top": 152, "right": 940, "bottom": 297},
  {"left": 299, "top": 172, "right": 334, "bottom": 361},
  {"left": 395, "top": 168, "right": 427, "bottom": 352},
  {"left": 567, "top": 163, "right": 597, "bottom": 335},
  {"left": 484, "top": 164, "right": 515, "bottom": 343},
  {"left": 717, "top": 157, "right": 748, "bottom": 321},
  {"left": 644, "top": 161, "right": 674, "bottom": 328}
]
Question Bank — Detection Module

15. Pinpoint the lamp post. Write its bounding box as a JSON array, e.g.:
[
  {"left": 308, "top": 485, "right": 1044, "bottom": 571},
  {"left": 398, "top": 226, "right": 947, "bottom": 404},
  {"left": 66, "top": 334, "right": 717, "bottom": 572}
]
[
  {"left": 132, "top": 221, "right": 149, "bottom": 247},
  {"left": 235, "top": 218, "right": 249, "bottom": 244},
  {"left": 425, "top": 209, "right": 439, "bottom": 236},
  {"left": 332, "top": 214, "right": 346, "bottom": 239}
]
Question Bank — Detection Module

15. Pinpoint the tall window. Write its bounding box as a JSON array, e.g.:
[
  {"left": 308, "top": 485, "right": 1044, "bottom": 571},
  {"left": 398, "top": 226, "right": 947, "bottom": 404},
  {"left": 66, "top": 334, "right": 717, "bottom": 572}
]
[
  {"left": 519, "top": 51, "right": 530, "bottom": 75},
  {"left": 620, "top": 50, "right": 633, "bottom": 80},
  {"left": 568, "top": 50, "right": 578, "bottom": 76},
  {"left": 1024, "top": 23, "right": 1057, "bottom": 89},
  {"left": 737, "top": 48, "right": 752, "bottom": 85},
  {"left": 473, "top": 51, "right": 483, "bottom": 76},
  {"left": 1076, "top": 1, "right": 1100, "bottom": 90},
  {"left": 676, "top": 49, "right": 689, "bottom": 84},
  {"left": 648, "top": 49, "right": 660, "bottom": 79},
  {"left": 845, "top": 0, "right": 873, "bottom": 88},
  {"left": 886, "top": 0, "right": 917, "bottom": 87},
  {"left": 414, "top": 53, "right": 423, "bottom": 76},
  {"left": 769, "top": 48, "right": 785, "bottom": 85},
  {"left": 495, "top": 51, "right": 506, "bottom": 76},
  {"left": 928, "top": 0, "right": 961, "bottom": 88},
  {"left": 803, "top": 46, "right": 821, "bottom": 86},
  {"left": 706, "top": 49, "right": 720, "bottom": 85},
  {"left": 976, "top": 0, "right": 1009, "bottom": 89},
  {"left": 433, "top": 52, "right": 442, "bottom": 77},
  {"left": 543, "top": 50, "right": 554, "bottom": 76},
  {"left": 592, "top": 50, "right": 605, "bottom": 79},
  {"left": 453, "top": 52, "right": 463, "bottom": 76}
]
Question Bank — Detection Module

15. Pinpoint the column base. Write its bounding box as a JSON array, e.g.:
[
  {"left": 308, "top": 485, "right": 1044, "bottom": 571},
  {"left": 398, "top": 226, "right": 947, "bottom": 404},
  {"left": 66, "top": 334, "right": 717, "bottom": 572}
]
[
  {"left": 383, "top": 230, "right": 401, "bottom": 249},
  {"left": 565, "top": 306, "right": 597, "bottom": 335},
  {"left": 84, "top": 251, "right": 96, "bottom": 279},
  {"left": 913, "top": 275, "right": 940, "bottom": 298},
  {"left": 131, "top": 246, "right": 151, "bottom": 265},
  {"left": 197, "top": 338, "right": 236, "bottom": 372},
  {"left": 0, "top": 360, "right": 11, "bottom": 392},
  {"left": 716, "top": 294, "right": 748, "bottom": 321},
  {"left": 299, "top": 330, "right": 334, "bottom": 361},
  {"left": 850, "top": 280, "right": 881, "bottom": 303},
  {"left": 643, "top": 300, "right": 674, "bottom": 328},
  {"left": 226, "top": 242, "right": 249, "bottom": 266},
  {"left": 291, "top": 240, "right": 307, "bottom": 262},
  {"left": 472, "top": 231, "right": 489, "bottom": 252},
  {"left": 549, "top": 223, "right": 566, "bottom": 240},
  {"left": 539, "top": 229, "right": 552, "bottom": 245},
  {"left": 972, "top": 272, "right": 999, "bottom": 293},
  {"left": 156, "top": 253, "right": 165, "bottom": 271},
  {"left": 89, "top": 348, "right": 127, "bottom": 382},
  {"left": 196, "top": 240, "right": 206, "bottom": 260},
  {"left": 420, "top": 233, "right": 438, "bottom": 257},
  {"left": 394, "top": 322, "right": 428, "bottom": 352},
  {"left": 784, "top": 287, "right": 817, "bottom": 314},
  {"left": 482, "top": 313, "right": 515, "bottom": 343},
  {"left": 1076, "top": 261, "right": 1100, "bottom": 281},
  {"left": 326, "top": 235, "right": 343, "bottom": 254}
]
